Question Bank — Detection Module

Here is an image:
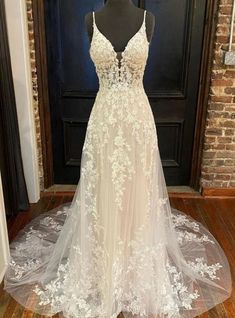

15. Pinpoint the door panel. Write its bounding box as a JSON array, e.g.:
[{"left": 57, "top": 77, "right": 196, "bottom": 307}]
[{"left": 44, "top": 0, "right": 206, "bottom": 185}]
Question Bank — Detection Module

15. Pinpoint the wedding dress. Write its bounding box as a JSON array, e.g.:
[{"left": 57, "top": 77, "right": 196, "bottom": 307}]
[{"left": 3, "top": 9, "right": 232, "bottom": 318}]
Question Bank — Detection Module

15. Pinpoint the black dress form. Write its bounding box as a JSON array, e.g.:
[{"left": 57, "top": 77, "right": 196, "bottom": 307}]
[{"left": 85, "top": 0, "right": 155, "bottom": 61}]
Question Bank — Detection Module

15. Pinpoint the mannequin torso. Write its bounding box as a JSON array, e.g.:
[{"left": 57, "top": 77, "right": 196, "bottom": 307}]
[{"left": 85, "top": 0, "right": 155, "bottom": 61}]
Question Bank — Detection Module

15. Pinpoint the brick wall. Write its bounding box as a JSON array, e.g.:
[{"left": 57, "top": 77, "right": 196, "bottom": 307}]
[
  {"left": 200, "top": 0, "right": 235, "bottom": 189},
  {"left": 25, "top": 1, "right": 235, "bottom": 191}
]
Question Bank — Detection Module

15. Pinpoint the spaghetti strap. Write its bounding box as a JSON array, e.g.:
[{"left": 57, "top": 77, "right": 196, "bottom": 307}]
[
  {"left": 142, "top": 9, "right": 147, "bottom": 31},
  {"left": 142, "top": 9, "right": 146, "bottom": 30},
  {"left": 92, "top": 11, "right": 95, "bottom": 27}
]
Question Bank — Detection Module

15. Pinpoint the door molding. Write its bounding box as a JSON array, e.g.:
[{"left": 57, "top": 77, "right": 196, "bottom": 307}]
[
  {"left": 32, "top": 0, "right": 54, "bottom": 189},
  {"left": 189, "top": 0, "right": 219, "bottom": 191},
  {"left": 32, "top": 0, "right": 219, "bottom": 191}
]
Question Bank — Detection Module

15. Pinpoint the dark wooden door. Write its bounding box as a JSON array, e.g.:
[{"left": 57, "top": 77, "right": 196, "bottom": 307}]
[{"left": 44, "top": 0, "right": 206, "bottom": 185}]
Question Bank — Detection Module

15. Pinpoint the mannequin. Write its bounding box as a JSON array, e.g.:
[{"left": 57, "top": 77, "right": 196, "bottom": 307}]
[{"left": 85, "top": 0, "right": 155, "bottom": 61}]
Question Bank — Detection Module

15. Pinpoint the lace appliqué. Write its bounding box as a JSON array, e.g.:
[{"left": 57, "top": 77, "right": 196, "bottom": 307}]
[
  {"left": 107, "top": 126, "right": 135, "bottom": 211},
  {"left": 162, "top": 262, "right": 200, "bottom": 316},
  {"left": 7, "top": 207, "right": 69, "bottom": 281},
  {"left": 186, "top": 257, "right": 223, "bottom": 280}
]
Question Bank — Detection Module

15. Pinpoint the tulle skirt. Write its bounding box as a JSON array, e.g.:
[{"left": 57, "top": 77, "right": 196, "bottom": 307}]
[{"left": 3, "top": 88, "right": 232, "bottom": 318}]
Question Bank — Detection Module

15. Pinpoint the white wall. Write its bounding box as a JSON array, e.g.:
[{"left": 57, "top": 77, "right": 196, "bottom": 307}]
[
  {"left": 0, "top": 172, "right": 10, "bottom": 283},
  {"left": 4, "top": 0, "right": 40, "bottom": 203}
]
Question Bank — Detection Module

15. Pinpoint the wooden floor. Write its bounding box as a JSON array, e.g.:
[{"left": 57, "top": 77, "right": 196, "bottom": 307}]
[{"left": 0, "top": 194, "right": 234, "bottom": 317}]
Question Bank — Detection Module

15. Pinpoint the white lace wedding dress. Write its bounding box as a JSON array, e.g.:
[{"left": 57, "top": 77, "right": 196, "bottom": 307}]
[{"left": 3, "top": 9, "right": 232, "bottom": 318}]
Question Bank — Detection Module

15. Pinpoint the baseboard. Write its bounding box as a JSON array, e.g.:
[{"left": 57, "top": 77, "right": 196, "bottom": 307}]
[
  {"left": 0, "top": 263, "right": 8, "bottom": 284},
  {"left": 202, "top": 187, "right": 235, "bottom": 198},
  {"left": 41, "top": 187, "right": 235, "bottom": 199}
]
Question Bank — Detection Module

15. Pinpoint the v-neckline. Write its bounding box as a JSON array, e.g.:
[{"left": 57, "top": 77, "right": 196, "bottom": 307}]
[{"left": 91, "top": 9, "right": 147, "bottom": 63}]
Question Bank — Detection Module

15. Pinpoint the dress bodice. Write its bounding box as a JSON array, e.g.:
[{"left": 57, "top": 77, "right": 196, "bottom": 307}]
[{"left": 89, "top": 10, "right": 150, "bottom": 90}]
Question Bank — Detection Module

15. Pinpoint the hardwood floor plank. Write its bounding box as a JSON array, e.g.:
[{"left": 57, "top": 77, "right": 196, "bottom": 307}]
[
  {"left": 61, "top": 195, "right": 73, "bottom": 204},
  {"left": 0, "top": 282, "right": 12, "bottom": 317},
  {"left": 2, "top": 298, "right": 19, "bottom": 318}
]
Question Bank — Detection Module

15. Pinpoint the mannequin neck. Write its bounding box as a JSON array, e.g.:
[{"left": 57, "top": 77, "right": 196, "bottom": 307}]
[{"left": 105, "top": 0, "right": 134, "bottom": 8}]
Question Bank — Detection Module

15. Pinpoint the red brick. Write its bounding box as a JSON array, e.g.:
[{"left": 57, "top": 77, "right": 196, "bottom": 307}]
[
  {"left": 225, "top": 144, "right": 235, "bottom": 151},
  {"left": 219, "top": 5, "right": 233, "bottom": 15},
  {"left": 210, "top": 95, "right": 233, "bottom": 103},
  {"left": 206, "top": 128, "right": 223, "bottom": 136},
  {"left": 216, "top": 174, "right": 231, "bottom": 181},
  {"left": 211, "top": 79, "right": 233, "bottom": 86}
]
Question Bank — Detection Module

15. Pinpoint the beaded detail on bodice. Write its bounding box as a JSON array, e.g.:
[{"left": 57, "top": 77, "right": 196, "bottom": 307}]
[{"left": 89, "top": 10, "right": 149, "bottom": 89}]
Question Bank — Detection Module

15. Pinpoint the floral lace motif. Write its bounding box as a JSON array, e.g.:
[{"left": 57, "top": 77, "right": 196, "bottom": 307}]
[
  {"left": 162, "top": 261, "right": 200, "bottom": 316},
  {"left": 171, "top": 213, "right": 215, "bottom": 245},
  {"left": 107, "top": 126, "right": 135, "bottom": 210},
  {"left": 186, "top": 258, "right": 223, "bottom": 280},
  {"left": 9, "top": 259, "right": 41, "bottom": 280}
]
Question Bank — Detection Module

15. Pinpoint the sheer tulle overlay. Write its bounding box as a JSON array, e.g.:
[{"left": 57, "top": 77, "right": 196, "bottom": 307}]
[{"left": 4, "top": 9, "right": 232, "bottom": 318}]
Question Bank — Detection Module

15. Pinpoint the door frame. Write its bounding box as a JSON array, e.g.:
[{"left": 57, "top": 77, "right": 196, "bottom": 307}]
[{"left": 32, "top": 0, "right": 219, "bottom": 191}]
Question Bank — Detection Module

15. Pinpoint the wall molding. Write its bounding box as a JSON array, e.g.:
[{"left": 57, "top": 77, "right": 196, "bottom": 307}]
[
  {"left": 4, "top": 0, "right": 40, "bottom": 202},
  {"left": 0, "top": 172, "right": 10, "bottom": 283},
  {"left": 202, "top": 187, "right": 235, "bottom": 197},
  {"left": 190, "top": 0, "right": 220, "bottom": 192},
  {"left": 32, "top": 0, "right": 54, "bottom": 189}
]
